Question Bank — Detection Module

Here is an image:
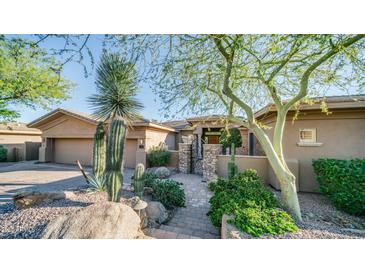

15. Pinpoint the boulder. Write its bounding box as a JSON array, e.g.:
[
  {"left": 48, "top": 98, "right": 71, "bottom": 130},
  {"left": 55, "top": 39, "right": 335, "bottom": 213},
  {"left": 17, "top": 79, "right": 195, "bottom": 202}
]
[
  {"left": 13, "top": 191, "right": 66, "bottom": 209},
  {"left": 145, "top": 201, "right": 169, "bottom": 226},
  {"left": 221, "top": 214, "right": 253, "bottom": 239},
  {"left": 143, "top": 187, "right": 154, "bottom": 196},
  {"left": 42, "top": 202, "right": 146, "bottom": 239},
  {"left": 155, "top": 167, "right": 170, "bottom": 179}
]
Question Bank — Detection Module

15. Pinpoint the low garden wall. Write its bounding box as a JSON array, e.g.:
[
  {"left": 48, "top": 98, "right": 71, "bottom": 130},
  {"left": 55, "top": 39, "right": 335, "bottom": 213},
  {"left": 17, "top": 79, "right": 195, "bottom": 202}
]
[
  {"left": 217, "top": 155, "right": 299, "bottom": 191},
  {"left": 217, "top": 155, "right": 269, "bottom": 182}
]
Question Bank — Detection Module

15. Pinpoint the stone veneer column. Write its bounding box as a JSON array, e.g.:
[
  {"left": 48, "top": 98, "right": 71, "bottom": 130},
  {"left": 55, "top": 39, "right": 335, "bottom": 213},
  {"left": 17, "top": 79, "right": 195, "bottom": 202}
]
[
  {"left": 178, "top": 143, "right": 192, "bottom": 173},
  {"left": 202, "top": 144, "right": 222, "bottom": 182}
]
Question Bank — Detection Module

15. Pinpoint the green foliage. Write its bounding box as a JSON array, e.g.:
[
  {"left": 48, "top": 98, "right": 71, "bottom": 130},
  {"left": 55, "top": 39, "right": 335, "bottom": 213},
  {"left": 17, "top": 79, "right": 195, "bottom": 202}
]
[
  {"left": 133, "top": 163, "right": 145, "bottom": 197},
  {"left": 230, "top": 206, "right": 298, "bottom": 237},
  {"left": 147, "top": 146, "right": 171, "bottom": 167},
  {"left": 142, "top": 172, "right": 159, "bottom": 188},
  {"left": 0, "top": 36, "right": 72, "bottom": 121},
  {"left": 86, "top": 174, "right": 106, "bottom": 193},
  {"left": 228, "top": 143, "right": 238, "bottom": 180},
  {"left": 105, "top": 118, "right": 126, "bottom": 202},
  {"left": 116, "top": 35, "right": 365, "bottom": 118},
  {"left": 208, "top": 169, "right": 298, "bottom": 237},
  {"left": 88, "top": 52, "right": 143, "bottom": 123},
  {"left": 89, "top": 52, "right": 144, "bottom": 203},
  {"left": 152, "top": 179, "right": 185, "bottom": 209},
  {"left": 220, "top": 128, "right": 242, "bottom": 149},
  {"left": 92, "top": 122, "right": 106, "bottom": 179},
  {"left": 313, "top": 158, "right": 365, "bottom": 215},
  {"left": 0, "top": 145, "right": 7, "bottom": 162}
]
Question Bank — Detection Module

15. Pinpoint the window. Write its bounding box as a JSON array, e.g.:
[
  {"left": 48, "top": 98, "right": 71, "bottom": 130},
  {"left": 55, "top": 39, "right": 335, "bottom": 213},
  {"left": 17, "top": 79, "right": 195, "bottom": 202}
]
[{"left": 299, "top": 128, "right": 316, "bottom": 143}]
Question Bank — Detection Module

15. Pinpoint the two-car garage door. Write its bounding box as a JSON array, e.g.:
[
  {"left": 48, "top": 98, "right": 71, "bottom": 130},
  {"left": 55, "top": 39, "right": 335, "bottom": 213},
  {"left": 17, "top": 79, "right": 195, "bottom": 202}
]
[{"left": 54, "top": 138, "right": 137, "bottom": 168}]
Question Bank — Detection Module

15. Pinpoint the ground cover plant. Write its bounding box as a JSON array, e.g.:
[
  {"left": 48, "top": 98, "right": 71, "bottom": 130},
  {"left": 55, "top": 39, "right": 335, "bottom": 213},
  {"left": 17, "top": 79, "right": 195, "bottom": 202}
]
[
  {"left": 313, "top": 158, "right": 365, "bottom": 215},
  {"left": 208, "top": 169, "right": 298, "bottom": 237}
]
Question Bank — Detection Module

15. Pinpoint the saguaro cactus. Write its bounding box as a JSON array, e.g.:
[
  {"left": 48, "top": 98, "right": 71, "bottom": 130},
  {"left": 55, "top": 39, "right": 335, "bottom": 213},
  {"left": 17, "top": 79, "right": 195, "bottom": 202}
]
[
  {"left": 105, "top": 118, "right": 126, "bottom": 202},
  {"left": 133, "top": 163, "right": 145, "bottom": 198},
  {"left": 228, "top": 143, "right": 238, "bottom": 180},
  {"left": 92, "top": 122, "right": 106, "bottom": 179}
]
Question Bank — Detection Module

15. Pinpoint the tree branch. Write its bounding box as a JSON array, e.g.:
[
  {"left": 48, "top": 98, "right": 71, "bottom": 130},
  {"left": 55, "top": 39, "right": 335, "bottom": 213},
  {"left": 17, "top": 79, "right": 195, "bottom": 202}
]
[{"left": 284, "top": 34, "right": 365, "bottom": 110}]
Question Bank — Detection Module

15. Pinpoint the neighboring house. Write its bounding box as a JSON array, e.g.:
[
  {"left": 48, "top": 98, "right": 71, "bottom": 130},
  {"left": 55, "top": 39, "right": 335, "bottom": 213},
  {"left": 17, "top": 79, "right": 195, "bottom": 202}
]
[
  {"left": 0, "top": 123, "right": 42, "bottom": 161},
  {"left": 27, "top": 108, "right": 177, "bottom": 168}
]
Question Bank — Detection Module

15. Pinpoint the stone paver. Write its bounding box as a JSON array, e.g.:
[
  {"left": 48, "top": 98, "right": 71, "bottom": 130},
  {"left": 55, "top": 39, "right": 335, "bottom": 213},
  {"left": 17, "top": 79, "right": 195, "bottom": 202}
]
[{"left": 147, "top": 172, "right": 220, "bottom": 239}]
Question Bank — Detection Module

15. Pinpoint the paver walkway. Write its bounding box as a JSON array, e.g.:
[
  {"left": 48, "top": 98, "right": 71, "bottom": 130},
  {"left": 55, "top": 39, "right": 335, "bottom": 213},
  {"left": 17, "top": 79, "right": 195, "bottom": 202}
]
[{"left": 146, "top": 173, "right": 220, "bottom": 239}]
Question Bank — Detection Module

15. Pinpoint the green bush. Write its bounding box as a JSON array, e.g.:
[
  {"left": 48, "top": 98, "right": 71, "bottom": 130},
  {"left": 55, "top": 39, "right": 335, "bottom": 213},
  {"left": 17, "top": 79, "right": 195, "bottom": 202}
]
[
  {"left": 219, "top": 128, "right": 242, "bottom": 149},
  {"left": 208, "top": 169, "right": 298, "bottom": 237},
  {"left": 142, "top": 172, "right": 159, "bottom": 188},
  {"left": 0, "top": 145, "right": 7, "bottom": 162},
  {"left": 152, "top": 179, "right": 185, "bottom": 209},
  {"left": 147, "top": 146, "right": 171, "bottom": 167},
  {"left": 313, "top": 158, "right": 365, "bottom": 215}
]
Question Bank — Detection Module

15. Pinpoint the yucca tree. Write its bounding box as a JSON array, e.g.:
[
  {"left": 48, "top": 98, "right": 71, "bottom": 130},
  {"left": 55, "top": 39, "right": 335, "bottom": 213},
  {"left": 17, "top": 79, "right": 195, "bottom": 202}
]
[{"left": 88, "top": 53, "right": 143, "bottom": 202}]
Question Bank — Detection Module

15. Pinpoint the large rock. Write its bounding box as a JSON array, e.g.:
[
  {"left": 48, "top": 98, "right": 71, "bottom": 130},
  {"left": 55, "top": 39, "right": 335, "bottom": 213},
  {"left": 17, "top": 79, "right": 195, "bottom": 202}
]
[
  {"left": 42, "top": 202, "right": 146, "bottom": 239},
  {"left": 155, "top": 167, "right": 170, "bottom": 179},
  {"left": 13, "top": 191, "right": 67, "bottom": 209},
  {"left": 221, "top": 214, "right": 253, "bottom": 239},
  {"left": 145, "top": 201, "right": 169, "bottom": 226}
]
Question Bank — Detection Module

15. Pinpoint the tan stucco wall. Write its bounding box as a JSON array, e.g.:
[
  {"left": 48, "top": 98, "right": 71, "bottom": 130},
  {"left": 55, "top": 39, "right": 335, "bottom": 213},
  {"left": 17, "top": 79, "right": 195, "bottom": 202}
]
[
  {"left": 0, "top": 133, "right": 41, "bottom": 144},
  {"left": 145, "top": 129, "right": 176, "bottom": 151},
  {"left": 260, "top": 109, "right": 365, "bottom": 192},
  {"left": 0, "top": 133, "right": 41, "bottom": 161},
  {"left": 217, "top": 155, "right": 269, "bottom": 182},
  {"left": 40, "top": 116, "right": 96, "bottom": 138}
]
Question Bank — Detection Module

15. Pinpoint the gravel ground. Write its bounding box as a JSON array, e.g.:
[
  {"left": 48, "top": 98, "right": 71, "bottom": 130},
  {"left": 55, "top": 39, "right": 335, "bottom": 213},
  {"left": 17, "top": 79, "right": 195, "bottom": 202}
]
[
  {"left": 0, "top": 186, "right": 135, "bottom": 239},
  {"left": 1, "top": 185, "right": 364, "bottom": 239},
  {"left": 260, "top": 191, "right": 365, "bottom": 239}
]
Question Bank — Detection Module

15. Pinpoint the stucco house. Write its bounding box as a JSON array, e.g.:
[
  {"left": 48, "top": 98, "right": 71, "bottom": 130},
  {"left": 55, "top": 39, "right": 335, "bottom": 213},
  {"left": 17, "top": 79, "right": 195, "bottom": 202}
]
[
  {"left": 27, "top": 95, "right": 365, "bottom": 192},
  {"left": 0, "top": 122, "right": 42, "bottom": 161},
  {"left": 27, "top": 108, "right": 177, "bottom": 168}
]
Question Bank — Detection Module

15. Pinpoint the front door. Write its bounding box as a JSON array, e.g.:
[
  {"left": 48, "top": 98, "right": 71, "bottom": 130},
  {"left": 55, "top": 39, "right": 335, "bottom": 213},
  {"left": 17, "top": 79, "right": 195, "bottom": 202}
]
[{"left": 207, "top": 135, "right": 220, "bottom": 144}]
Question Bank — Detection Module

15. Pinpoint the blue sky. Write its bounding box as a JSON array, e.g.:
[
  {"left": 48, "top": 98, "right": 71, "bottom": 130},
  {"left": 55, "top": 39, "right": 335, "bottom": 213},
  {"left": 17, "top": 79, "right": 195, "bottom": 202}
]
[{"left": 14, "top": 35, "right": 166, "bottom": 123}]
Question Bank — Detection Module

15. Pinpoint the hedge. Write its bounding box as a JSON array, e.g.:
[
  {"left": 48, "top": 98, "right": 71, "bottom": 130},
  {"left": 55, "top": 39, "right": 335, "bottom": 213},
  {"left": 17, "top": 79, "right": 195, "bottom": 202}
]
[{"left": 312, "top": 158, "right": 365, "bottom": 215}]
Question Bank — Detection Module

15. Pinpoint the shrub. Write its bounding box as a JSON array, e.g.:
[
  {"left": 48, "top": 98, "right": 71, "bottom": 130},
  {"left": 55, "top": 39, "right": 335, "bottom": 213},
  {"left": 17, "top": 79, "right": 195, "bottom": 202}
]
[
  {"left": 147, "top": 146, "right": 171, "bottom": 167},
  {"left": 208, "top": 169, "right": 298, "bottom": 237},
  {"left": 219, "top": 128, "right": 242, "bottom": 149},
  {"left": 313, "top": 158, "right": 365, "bottom": 215},
  {"left": 142, "top": 172, "right": 159, "bottom": 188},
  {"left": 152, "top": 179, "right": 185, "bottom": 209},
  {"left": 0, "top": 145, "right": 7, "bottom": 162}
]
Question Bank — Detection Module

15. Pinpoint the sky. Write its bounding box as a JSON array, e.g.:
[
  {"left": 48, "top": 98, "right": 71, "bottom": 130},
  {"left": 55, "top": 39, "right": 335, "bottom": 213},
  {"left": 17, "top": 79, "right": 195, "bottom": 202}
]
[{"left": 14, "top": 35, "right": 166, "bottom": 123}]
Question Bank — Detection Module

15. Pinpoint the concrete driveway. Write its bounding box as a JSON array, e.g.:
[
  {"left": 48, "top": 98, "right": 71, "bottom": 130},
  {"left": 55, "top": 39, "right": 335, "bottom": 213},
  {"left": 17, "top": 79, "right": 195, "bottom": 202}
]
[{"left": 0, "top": 161, "right": 133, "bottom": 204}]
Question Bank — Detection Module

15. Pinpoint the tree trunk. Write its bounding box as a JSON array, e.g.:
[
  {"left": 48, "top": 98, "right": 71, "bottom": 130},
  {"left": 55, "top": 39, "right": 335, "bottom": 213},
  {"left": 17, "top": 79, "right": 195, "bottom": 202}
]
[{"left": 251, "top": 125, "right": 302, "bottom": 221}]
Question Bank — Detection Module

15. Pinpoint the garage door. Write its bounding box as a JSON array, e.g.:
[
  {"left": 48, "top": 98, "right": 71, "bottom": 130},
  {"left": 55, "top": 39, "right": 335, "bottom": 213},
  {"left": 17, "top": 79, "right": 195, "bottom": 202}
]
[
  {"left": 124, "top": 139, "right": 137, "bottom": 168},
  {"left": 54, "top": 138, "right": 93, "bottom": 166}
]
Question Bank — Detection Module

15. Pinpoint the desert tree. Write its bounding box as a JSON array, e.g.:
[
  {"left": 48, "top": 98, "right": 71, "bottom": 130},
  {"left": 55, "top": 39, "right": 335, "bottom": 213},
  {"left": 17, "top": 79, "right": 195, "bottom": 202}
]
[
  {"left": 0, "top": 35, "right": 73, "bottom": 121},
  {"left": 114, "top": 34, "right": 365, "bottom": 220}
]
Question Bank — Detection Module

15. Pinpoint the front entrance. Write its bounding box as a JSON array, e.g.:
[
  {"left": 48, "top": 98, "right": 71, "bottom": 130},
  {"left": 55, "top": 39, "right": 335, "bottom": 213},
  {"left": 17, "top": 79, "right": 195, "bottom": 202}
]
[{"left": 207, "top": 135, "right": 220, "bottom": 144}]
